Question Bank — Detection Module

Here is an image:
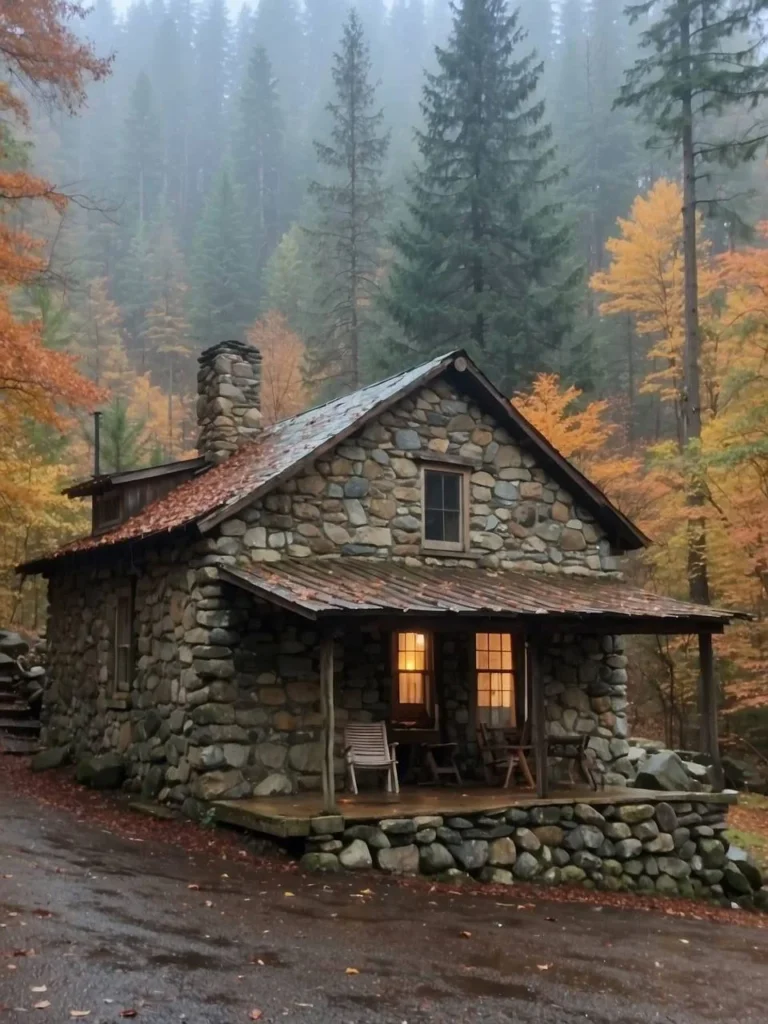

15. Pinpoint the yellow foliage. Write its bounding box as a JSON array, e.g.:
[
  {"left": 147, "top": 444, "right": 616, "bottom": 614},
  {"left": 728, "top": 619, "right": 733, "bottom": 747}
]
[{"left": 248, "top": 310, "right": 309, "bottom": 425}]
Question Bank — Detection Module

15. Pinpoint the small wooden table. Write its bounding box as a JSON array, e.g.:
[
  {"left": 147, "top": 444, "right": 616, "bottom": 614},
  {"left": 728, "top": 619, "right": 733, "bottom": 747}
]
[{"left": 546, "top": 733, "right": 597, "bottom": 790}]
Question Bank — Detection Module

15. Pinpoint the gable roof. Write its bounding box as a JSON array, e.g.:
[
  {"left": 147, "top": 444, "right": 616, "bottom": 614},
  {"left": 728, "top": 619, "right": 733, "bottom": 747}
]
[{"left": 19, "top": 350, "right": 647, "bottom": 574}]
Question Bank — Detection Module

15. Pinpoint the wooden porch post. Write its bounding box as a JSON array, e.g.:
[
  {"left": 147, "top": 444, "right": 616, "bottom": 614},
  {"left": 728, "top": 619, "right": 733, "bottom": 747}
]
[
  {"left": 698, "top": 632, "right": 723, "bottom": 789},
  {"left": 529, "top": 639, "right": 548, "bottom": 799},
  {"left": 320, "top": 632, "right": 337, "bottom": 813}
]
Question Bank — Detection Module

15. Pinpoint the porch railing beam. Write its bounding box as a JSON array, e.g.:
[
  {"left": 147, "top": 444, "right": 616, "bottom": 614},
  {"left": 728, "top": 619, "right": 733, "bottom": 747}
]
[
  {"left": 320, "top": 632, "right": 337, "bottom": 814},
  {"left": 529, "top": 639, "right": 548, "bottom": 799},
  {"left": 698, "top": 632, "right": 723, "bottom": 790}
]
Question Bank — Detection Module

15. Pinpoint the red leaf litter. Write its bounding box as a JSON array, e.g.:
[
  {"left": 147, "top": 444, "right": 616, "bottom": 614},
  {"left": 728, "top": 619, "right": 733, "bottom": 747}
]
[
  {"left": 2, "top": 755, "right": 766, "bottom": 928},
  {"left": 0, "top": 756, "right": 296, "bottom": 869}
]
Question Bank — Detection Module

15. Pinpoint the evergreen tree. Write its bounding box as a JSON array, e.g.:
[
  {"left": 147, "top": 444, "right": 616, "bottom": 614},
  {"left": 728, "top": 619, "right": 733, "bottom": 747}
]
[
  {"left": 190, "top": 0, "right": 231, "bottom": 210},
  {"left": 189, "top": 163, "right": 253, "bottom": 347},
  {"left": 233, "top": 45, "right": 283, "bottom": 290},
  {"left": 618, "top": 0, "right": 768, "bottom": 607},
  {"left": 99, "top": 397, "right": 149, "bottom": 472},
  {"left": 385, "top": 0, "right": 578, "bottom": 391},
  {"left": 262, "top": 224, "right": 316, "bottom": 341},
  {"left": 119, "top": 72, "right": 164, "bottom": 230},
  {"left": 306, "top": 10, "right": 390, "bottom": 391}
]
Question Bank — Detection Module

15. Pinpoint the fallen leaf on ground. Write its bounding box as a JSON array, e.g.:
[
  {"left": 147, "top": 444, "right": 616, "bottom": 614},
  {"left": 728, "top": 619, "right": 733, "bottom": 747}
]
[
  {"left": 33, "top": 1001, "right": 51, "bottom": 1010},
  {"left": 31, "top": 987, "right": 47, "bottom": 993},
  {"left": 537, "top": 964, "right": 552, "bottom": 971},
  {"left": 248, "top": 1011, "right": 262, "bottom": 1020},
  {"left": 345, "top": 967, "right": 360, "bottom": 975},
  {"left": 359, "top": 889, "right": 373, "bottom": 895},
  {"left": 680, "top": 939, "right": 690, "bottom": 944},
  {"left": 204, "top": 900, "right": 213, "bottom": 908},
  {"left": 283, "top": 892, "right": 295, "bottom": 898},
  {"left": 6, "top": 964, "right": 17, "bottom": 971},
  {"left": 459, "top": 931, "right": 472, "bottom": 938},
  {"left": 70, "top": 1012, "right": 91, "bottom": 1018},
  {"left": 187, "top": 884, "right": 200, "bottom": 891},
  {"left": 119, "top": 1010, "right": 138, "bottom": 1018}
]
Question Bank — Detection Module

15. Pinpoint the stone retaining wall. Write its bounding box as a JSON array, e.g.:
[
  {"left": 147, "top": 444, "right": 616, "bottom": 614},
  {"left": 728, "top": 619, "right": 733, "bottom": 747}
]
[{"left": 300, "top": 798, "right": 768, "bottom": 909}]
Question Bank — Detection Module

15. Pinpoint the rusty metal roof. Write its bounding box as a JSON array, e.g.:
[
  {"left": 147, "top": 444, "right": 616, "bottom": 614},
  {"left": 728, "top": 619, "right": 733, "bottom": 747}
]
[
  {"left": 220, "top": 561, "right": 747, "bottom": 631},
  {"left": 21, "top": 348, "right": 647, "bottom": 574}
]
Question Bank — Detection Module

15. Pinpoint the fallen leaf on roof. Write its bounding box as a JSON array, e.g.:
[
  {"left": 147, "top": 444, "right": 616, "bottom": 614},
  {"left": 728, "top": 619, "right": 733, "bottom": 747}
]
[
  {"left": 537, "top": 964, "right": 552, "bottom": 971},
  {"left": 459, "top": 931, "right": 472, "bottom": 939},
  {"left": 187, "top": 884, "right": 200, "bottom": 891},
  {"left": 30, "top": 986, "right": 47, "bottom": 993},
  {"left": 33, "top": 1001, "right": 51, "bottom": 1010},
  {"left": 345, "top": 967, "right": 360, "bottom": 975},
  {"left": 248, "top": 1010, "right": 263, "bottom": 1020},
  {"left": 69, "top": 1011, "right": 91, "bottom": 1018},
  {"left": 283, "top": 892, "right": 295, "bottom": 898},
  {"left": 119, "top": 1010, "right": 138, "bottom": 1018}
]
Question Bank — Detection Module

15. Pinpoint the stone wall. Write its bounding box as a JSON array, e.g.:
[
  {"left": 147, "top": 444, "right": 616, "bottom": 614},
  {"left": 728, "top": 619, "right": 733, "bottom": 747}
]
[
  {"left": 299, "top": 796, "right": 768, "bottom": 909},
  {"left": 208, "top": 378, "right": 618, "bottom": 574}
]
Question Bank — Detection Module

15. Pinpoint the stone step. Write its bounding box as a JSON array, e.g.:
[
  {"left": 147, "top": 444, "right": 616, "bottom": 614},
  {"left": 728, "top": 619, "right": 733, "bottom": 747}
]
[
  {"left": 0, "top": 702, "right": 32, "bottom": 716},
  {"left": 0, "top": 735, "right": 40, "bottom": 754},
  {"left": 0, "top": 718, "right": 41, "bottom": 733}
]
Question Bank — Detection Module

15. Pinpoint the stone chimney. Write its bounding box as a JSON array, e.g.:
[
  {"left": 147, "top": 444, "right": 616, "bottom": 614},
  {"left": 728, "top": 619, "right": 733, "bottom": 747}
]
[{"left": 197, "top": 340, "right": 263, "bottom": 464}]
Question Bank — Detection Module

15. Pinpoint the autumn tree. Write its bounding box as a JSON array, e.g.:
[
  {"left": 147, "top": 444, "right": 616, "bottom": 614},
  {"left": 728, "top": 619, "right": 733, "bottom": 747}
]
[
  {"left": 247, "top": 311, "right": 309, "bottom": 425},
  {"left": 618, "top": 0, "right": 768, "bottom": 606},
  {"left": 0, "top": 0, "right": 110, "bottom": 621}
]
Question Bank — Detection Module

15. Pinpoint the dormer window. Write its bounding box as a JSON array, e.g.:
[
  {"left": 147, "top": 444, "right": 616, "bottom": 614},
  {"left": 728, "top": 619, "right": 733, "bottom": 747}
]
[{"left": 422, "top": 467, "right": 467, "bottom": 551}]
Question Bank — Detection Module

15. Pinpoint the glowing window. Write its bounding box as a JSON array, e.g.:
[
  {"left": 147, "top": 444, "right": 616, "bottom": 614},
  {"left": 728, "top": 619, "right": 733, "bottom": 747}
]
[
  {"left": 393, "top": 632, "right": 433, "bottom": 725},
  {"left": 476, "top": 633, "right": 515, "bottom": 726}
]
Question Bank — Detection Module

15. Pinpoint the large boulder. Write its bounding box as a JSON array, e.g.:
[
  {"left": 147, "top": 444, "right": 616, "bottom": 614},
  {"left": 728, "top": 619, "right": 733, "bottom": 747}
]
[
  {"left": 193, "top": 769, "right": 249, "bottom": 801},
  {"left": 76, "top": 753, "right": 125, "bottom": 790},
  {"left": 634, "top": 751, "right": 693, "bottom": 792},
  {"left": 0, "top": 630, "right": 29, "bottom": 658},
  {"left": 727, "top": 846, "right": 763, "bottom": 890},
  {"left": 30, "top": 746, "right": 70, "bottom": 772}
]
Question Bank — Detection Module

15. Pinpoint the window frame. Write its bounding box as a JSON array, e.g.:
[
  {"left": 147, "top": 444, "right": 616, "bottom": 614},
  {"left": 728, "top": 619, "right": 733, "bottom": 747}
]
[
  {"left": 421, "top": 465, "right": 469, "bottom": 553},
  {"left": 93, "top": 490, "right": 122, "bottom": 534},
  {"left": 391, "top": 630, "right": 436, "bottom": 728},
  {"left": 112, "top": 584, "right": 135, "bottom": 696}
]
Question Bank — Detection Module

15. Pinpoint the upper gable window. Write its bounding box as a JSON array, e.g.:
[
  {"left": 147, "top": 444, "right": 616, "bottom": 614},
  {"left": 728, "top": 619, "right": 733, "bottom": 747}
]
[{"left": 423, "top": 468, "right": 466, "bottom": 551}]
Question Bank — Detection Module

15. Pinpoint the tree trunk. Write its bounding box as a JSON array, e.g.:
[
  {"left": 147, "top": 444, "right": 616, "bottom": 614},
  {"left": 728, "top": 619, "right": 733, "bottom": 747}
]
[{"left": 680, "top": 4, "right": 711, "bottom": 607}]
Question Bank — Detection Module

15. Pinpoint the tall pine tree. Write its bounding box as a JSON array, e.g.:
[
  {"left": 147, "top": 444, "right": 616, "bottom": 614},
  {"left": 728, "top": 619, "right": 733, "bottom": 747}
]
[
  {"left": 233, "top": 45, "right": 283, "bottom": 295},
  {"left": 385, "top": 0, "right": 578, "bottom": 391},
  {"left": 189, "top": 163, "right": 253, "bottom": 347},
  {"left": 306, "top": 9, "right": 390, "bottom": 392},
  {"left": 618, "top": 0, "right": 768, "bottom": 608}
]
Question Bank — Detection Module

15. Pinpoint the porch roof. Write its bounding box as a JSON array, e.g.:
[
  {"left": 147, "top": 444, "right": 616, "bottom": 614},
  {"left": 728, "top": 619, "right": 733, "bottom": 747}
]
[{"left": 219, "top": 560, "right": 748, "bottom": 634}]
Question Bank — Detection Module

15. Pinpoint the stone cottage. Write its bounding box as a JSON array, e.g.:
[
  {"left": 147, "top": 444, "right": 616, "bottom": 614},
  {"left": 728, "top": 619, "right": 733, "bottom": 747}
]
[{"left": 20, "top": 342, "right": 739, "bottom": 815}]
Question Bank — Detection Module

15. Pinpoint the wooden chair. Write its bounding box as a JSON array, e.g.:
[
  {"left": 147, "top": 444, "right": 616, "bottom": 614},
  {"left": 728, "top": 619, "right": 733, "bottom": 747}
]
[
  {"left": 423, "top": 742, "right": 462, "bottom": 786},
  {"left": 344, "top": 722, "right": 400, "bottom": 795},
  {"left": 477, "top": 722, "right": 535, "bottom": 789}
]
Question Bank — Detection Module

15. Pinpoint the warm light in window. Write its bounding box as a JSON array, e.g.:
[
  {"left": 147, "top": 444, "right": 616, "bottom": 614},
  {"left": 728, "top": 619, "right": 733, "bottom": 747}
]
[
  {"left": 476, "top": 633, "right": 515, "bottom": 725},
  {"left": 397, "top": 632, "right": 428, "bottom": 705}
]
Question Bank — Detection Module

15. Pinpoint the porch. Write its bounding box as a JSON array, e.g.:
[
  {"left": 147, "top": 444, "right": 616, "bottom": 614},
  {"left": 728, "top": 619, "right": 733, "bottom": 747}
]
[
  {"left": 213, "top": 784, "right": 736, "bottom": 838},
  {"left": 220, "top": 560, "right": 747, "bottom": 814}
]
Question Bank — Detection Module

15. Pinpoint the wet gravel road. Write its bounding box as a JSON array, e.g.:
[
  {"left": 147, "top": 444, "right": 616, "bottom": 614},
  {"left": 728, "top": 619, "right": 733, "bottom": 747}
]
[{"left": 2, "top": 792, "right": 768, "bottom": 1024}]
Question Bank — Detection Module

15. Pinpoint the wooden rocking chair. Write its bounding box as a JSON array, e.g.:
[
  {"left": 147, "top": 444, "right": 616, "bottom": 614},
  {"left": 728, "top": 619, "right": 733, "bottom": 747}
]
[
  {"left": 477, "top": 721, "right": 535, "bottom": 789},
  {"left": 344, "top": 722, "right": 400, "bottom": 795}
]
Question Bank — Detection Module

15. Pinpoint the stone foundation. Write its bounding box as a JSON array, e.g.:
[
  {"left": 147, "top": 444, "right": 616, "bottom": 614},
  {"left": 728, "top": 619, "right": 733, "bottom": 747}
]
[{"left": 299, "top": 796, "right": 768, "bottom": 909}]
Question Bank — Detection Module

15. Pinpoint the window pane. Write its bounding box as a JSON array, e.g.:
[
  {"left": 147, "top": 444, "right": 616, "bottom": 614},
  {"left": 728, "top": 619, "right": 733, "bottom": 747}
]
[
  {"left": 424, "top": 471, "right": 442, "bottom": 509},
  {"left": 424, "top": 508, "right": 443, "bottom": 541},
  {"left": 443, "top": 510, "right": 461, "bottom": 542},
  {"left": 475, "top": 634, "right": 516, "bottom": 725},
  {"left": 442, "top": 473, "right": 461, "bottom": 511}
]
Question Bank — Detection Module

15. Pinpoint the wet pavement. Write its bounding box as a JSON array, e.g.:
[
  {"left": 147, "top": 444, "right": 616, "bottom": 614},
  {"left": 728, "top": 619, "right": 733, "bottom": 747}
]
[{"left": 2, "top": 791, "right": 768, "bottom": 1023}]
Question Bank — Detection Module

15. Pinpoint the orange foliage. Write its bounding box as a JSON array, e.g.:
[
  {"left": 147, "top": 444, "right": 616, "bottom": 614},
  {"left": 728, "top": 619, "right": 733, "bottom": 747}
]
[
  {"left": 248, "top": 311, "right": 309, "bottom": 425},
  {"left": 0, "top": 1, "right": 110, "bottom": 623}
]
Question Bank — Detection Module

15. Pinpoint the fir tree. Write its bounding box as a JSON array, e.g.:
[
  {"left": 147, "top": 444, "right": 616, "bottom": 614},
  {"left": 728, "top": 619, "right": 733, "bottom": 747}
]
[
  {"left": 617, "top": 0, "right": 768, "bottom": 607},
  {"left": 189, "top": 163, "right": 253, "bottom": 347},
  {"left": 306, "top": 9, "right": 390, "bottom": 392},
  {"left": 233, "top": 45, "right": 283, "bottom": 288},
  {"left": 385, "top": 0, "right": 578, "bottom": 391},
  {"left": 119, "top": 72, "right": 163, "bottom": 229}
]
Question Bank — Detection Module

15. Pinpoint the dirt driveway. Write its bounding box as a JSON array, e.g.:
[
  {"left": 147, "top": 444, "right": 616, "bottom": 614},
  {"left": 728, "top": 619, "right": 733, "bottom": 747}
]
[{"left": 2, "top": 784, "right": 768, "bottom": 1023}]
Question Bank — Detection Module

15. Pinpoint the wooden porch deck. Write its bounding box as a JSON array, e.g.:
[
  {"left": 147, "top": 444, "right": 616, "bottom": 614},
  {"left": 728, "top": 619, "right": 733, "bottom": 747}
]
[{"left": 213, "top": 785, "right": 736, "bottom": 838}]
